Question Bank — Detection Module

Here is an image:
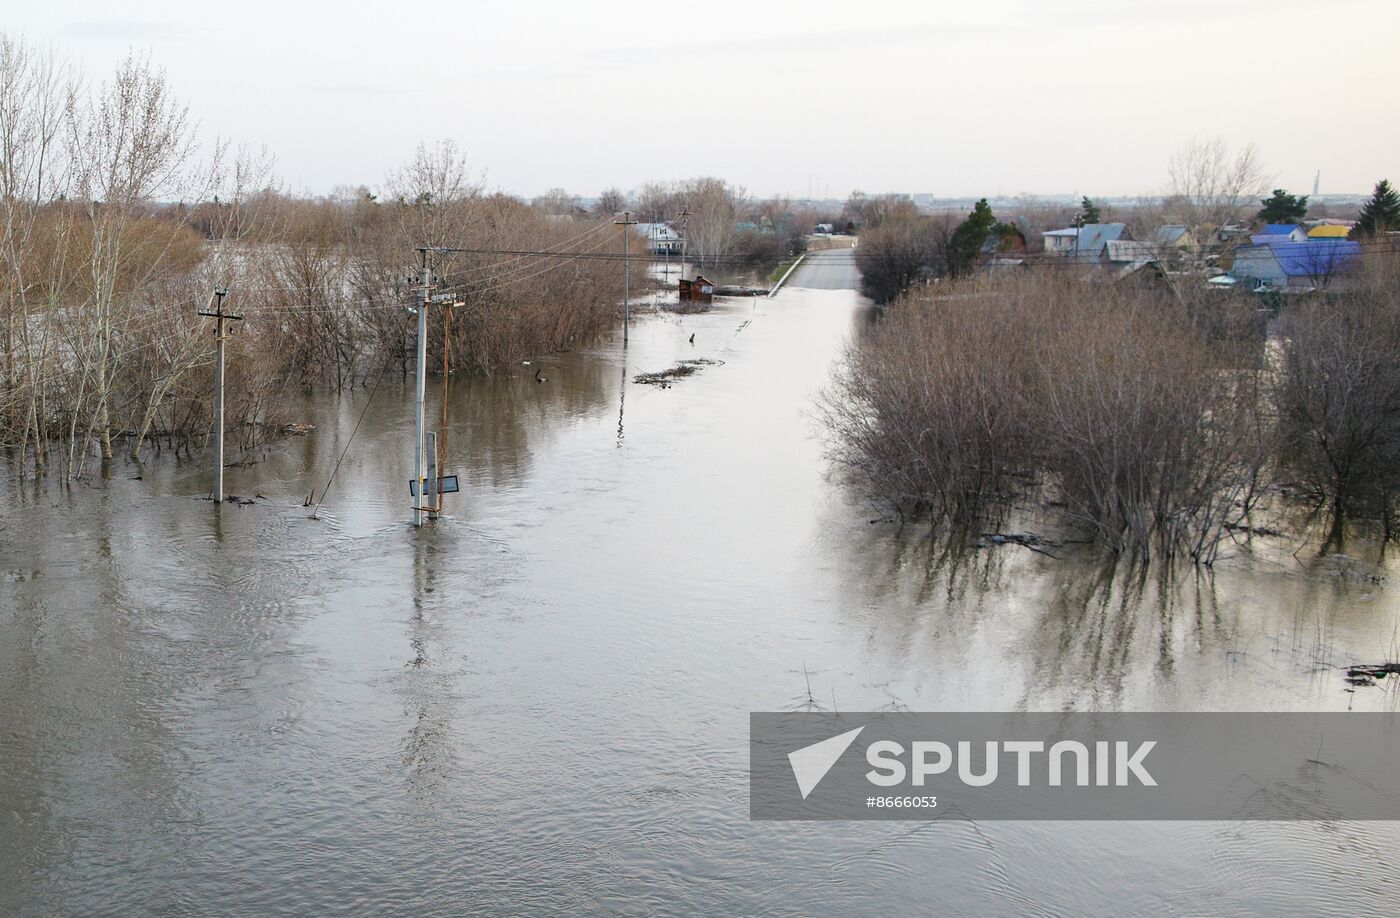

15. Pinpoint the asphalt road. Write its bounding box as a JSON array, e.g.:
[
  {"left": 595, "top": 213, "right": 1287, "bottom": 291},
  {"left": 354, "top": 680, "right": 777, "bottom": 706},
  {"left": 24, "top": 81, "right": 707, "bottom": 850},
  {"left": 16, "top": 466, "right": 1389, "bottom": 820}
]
[{"left": 787, "top": 247, "right": 860, "bottom": 291}]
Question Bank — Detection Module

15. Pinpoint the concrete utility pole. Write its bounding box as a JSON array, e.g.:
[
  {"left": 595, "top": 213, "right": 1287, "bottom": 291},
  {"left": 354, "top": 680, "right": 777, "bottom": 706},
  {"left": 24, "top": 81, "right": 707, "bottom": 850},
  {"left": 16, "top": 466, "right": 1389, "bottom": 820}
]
[
  {"left": 615, "top": 211, "right": 637, "bottom": 344},
  {"left": 198, "top": 287, "right": 241, "bottom": 503},
  {"left": 677, "top": 206, "right": 691, "bottom": 275},
  {"left": 413, "top": 250, "right": 430, "bottom": 527}
]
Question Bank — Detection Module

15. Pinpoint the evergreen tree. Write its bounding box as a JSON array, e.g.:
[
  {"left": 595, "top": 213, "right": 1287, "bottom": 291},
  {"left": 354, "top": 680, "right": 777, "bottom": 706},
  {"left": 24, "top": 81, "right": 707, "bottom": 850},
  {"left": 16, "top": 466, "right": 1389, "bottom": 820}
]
[
  {"left": 1078, "top": 196, "right": 1101, "bottom": 225},
  {"left": 1354, "top": 179, "right": 1400, "bottom": 238},
  {"left": 1257, "top": 188, "right": 1308, "bottom": 224},
  {"left": 947, "top": 199, "right": 998, "bottom": 277}
]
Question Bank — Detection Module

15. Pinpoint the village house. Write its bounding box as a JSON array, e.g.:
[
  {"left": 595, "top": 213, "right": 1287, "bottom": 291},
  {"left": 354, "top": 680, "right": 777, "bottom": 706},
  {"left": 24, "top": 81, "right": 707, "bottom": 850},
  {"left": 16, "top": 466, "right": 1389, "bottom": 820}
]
[
  {"left": 1106, "top": 240, "right": 1159, "bottom": 263},
  {"left": 980, "top": 219, "right": 1030, "bottom": 257},
  {"left": 1042, "top": 222, "right": 1130, "bottom": 263},
  {"left": 1150, "top": 224, "right": 1194, "bottom": 249},
  {"left": 1306, "top": 224, "right": 1352, "bottom": 240},
  {"left": 1231, "top": 239, "right": 1360, "bottom": 291},
  {"left": 1145, "top": 225, "right": 1196, "bottom": 268},
  {"left": 634, "top": 222, "right": 683, "bottom": 255}
]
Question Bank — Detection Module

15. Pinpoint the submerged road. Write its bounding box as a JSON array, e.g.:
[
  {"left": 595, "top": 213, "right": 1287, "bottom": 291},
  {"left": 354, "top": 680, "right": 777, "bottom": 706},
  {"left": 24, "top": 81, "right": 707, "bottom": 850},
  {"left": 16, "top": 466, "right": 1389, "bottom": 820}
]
[{"left": 787, "top": 246, "right": 860, "bottom": 291}]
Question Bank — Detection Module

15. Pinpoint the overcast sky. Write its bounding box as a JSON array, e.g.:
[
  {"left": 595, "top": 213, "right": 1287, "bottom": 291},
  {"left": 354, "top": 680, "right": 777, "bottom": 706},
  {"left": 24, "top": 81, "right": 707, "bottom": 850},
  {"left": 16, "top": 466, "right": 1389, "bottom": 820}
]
[{"left": 6, "top": 0, "right": 1397, "bottom": 200}]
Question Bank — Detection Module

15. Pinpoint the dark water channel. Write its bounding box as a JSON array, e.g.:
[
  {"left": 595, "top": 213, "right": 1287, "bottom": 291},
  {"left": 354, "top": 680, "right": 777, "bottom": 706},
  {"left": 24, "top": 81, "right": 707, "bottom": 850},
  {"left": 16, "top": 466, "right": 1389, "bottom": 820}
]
[{"left": 3, "top": 257, "right": 1399, "bottom": 915}]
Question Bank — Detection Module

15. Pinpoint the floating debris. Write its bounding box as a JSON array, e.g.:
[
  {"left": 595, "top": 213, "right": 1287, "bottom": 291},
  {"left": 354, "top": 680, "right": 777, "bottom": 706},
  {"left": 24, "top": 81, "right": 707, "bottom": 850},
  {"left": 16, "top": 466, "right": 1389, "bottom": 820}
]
[
  {"left": 1224, "top": 521, "right": 1285, "bottom": 538},
  {"left": 1344, "top": 663, "right": 1400, "bottom": 688},
  {"left": 281, "top": 423, "right": 316, "bottom": 435},
  {"left": 634, "top": 364, "right": 700, "bottom": 386},
  {"left": 976, "top": 531, "right": 1060, "bottom": 558}
]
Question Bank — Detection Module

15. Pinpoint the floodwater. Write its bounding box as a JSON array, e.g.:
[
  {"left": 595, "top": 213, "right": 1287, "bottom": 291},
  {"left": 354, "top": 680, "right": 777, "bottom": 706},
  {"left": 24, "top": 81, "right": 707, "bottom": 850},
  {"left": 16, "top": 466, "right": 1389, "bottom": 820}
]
[{"left": 3, "top": 251, "right": 1400, "bottom": 915}]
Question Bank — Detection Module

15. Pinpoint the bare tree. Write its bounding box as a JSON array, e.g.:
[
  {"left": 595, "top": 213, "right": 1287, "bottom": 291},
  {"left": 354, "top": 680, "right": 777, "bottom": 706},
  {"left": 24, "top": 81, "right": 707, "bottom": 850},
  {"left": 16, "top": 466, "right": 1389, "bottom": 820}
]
[
  {"left": 0, "top": 33, "right": 74, "bottom": 470},
  {"left": 594, "top": 187, "right": 626, "bottom": 218},
  {"left": 1166, "top": 137, "right": 1270, "bottom": 231},
  {"left": 636, "top": 181, "right": 685, "bottom": 225},
  {"left": 531, "top": 186, "right": 579, "bottom": 216},
  {"left": 681, "top": 176, "right": 746, "bottom": 265},
  {"left": 66, "top": 53, "right": 215, "bottom": 473},
  {"left": 384, "top": 138, "right": 484, "bottom": 250}
]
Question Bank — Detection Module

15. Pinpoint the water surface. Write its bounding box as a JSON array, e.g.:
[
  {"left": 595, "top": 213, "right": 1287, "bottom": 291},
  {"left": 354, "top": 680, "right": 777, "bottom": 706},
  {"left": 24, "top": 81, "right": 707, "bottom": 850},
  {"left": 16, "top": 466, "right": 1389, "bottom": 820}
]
[{"left": 3, "top": 255, "right": 1399, "bottom": 915}]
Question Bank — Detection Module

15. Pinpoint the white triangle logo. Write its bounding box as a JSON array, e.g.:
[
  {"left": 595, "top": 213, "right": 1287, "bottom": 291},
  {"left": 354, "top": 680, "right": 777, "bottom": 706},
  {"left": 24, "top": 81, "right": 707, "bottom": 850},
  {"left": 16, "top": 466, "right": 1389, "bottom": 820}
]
[{"left": 787, "top": 726, "right": 865, "bottom": 799}]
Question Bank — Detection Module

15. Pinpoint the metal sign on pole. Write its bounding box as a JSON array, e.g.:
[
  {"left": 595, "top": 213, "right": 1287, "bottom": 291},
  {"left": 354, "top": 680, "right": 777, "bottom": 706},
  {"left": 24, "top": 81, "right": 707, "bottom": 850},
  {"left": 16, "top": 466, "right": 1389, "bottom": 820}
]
[
  {"left": 409, "top": 475, "right": 458, "bottom": 497},
  {"left": 198, "top": 287, "right": 242, "bottom": 503}
]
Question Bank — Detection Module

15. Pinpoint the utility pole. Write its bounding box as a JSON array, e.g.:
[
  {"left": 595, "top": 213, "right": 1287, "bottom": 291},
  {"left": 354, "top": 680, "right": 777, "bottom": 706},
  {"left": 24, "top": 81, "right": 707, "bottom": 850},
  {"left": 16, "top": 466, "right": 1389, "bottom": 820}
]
[
  {"left": 413, "top": 250, "right": 430, "bottom": 527},
  {"left": 615, "top": 211, "right": 637, "bottom": 344},
  {"left": 676, "top": 206, "right": 691, "bottom": 279},
  {"left": 198, "top": 287, "right": 241, "bottom": 503}
]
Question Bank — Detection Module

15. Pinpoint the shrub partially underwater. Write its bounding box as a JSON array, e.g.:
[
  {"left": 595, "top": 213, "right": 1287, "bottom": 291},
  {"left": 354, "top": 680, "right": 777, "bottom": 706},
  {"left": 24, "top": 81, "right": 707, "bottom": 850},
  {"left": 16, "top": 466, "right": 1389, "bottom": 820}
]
[{"left": 820, "top": 273, "right": 1270, "bottom": 562}]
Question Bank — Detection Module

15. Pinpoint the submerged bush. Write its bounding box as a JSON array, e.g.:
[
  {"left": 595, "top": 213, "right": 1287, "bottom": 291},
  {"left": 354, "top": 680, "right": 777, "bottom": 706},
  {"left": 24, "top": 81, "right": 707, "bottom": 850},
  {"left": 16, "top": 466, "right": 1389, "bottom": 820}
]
[
  {"left": 821, "top": 273, "right": 1268, "bottom": 560},
  {"left": 1276, "top": 260, "right": 1400, "bottom": 543},
  {"left": 821, "top": 288, "right": 1034, "bottom": 524}
]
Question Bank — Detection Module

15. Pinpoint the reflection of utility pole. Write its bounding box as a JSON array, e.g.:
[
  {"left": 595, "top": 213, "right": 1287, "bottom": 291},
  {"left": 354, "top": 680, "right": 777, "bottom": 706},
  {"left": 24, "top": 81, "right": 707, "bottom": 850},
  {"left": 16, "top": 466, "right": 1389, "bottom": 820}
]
[
  {"left": 615, "top": 211, "right": 638, "bottom": 344},
  {"left": 198, "top": 286, "right": 241, "bottom": 503}
]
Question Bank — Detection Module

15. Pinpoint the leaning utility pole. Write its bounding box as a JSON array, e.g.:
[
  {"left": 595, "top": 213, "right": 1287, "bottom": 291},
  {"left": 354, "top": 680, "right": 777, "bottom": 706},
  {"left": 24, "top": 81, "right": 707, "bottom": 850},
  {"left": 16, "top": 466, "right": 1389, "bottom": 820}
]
[
  {"left": 198, "top": 287, "right": 241, "bottom": 503},
  {"left": 413, "top": 250, "right": 431, "bottom": 527},
  {"left": 615, "top": 211, "right": 638, "bottom": 344}
]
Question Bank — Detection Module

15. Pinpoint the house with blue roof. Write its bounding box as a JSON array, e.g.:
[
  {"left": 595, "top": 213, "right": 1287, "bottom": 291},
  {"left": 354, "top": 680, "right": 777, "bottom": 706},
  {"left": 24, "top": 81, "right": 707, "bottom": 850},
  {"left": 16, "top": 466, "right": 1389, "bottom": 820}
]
[
  {"left": 1042, "top": 222, "right": 1129, "bottom": 263},
  {"left": 1231, "top": 239, "right": 1360, "bottom": 290}
]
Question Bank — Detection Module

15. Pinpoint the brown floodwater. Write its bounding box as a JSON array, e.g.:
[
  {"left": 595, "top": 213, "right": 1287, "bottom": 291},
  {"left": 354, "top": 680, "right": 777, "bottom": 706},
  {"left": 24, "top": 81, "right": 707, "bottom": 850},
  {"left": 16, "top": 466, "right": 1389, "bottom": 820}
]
[{"left": 3, "top": 251, "right": 1399, "bottom": 915}]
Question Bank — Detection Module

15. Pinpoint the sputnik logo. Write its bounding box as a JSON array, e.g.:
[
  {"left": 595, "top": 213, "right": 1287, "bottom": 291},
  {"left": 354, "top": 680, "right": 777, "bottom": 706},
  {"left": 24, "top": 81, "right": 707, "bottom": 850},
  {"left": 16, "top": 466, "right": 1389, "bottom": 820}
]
[{"left": 787, "top": 725, "right": 865, "bottom": 799}]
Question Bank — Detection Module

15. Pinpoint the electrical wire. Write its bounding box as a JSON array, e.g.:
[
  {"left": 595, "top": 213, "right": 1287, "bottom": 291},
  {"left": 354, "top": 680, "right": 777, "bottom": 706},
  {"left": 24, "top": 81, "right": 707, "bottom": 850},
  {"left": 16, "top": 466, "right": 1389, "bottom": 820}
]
[{"left": 310, "top": 361, "right": 389, "bottom": 519}]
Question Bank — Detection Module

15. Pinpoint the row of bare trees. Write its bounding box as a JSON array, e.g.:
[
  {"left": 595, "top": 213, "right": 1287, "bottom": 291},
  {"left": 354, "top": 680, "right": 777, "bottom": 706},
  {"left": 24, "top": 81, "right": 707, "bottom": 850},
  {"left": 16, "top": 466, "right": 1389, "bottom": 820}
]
[
  {"left": 0, "top": 36, "right": 639, "bottom": 480},
  {"left": 823, "top": 256, "right": 1400, "bottom": 560}
]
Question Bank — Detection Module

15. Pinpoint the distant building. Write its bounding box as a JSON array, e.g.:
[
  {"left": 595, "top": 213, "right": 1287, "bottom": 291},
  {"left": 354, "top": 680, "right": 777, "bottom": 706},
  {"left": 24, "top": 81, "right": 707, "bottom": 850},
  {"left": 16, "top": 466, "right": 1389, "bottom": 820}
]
[
  {"left": 814, "top": 223, "right": 835, "bottom": 235},
  {"left": 1231, "top": 240, "right": 1360, "bottom": 290},
  {"left": 634, "top": 222, "right": 683, "bottom": 255},
  {"left": 1043, "top": 223, "right": 1130, "bottom": 263}
]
